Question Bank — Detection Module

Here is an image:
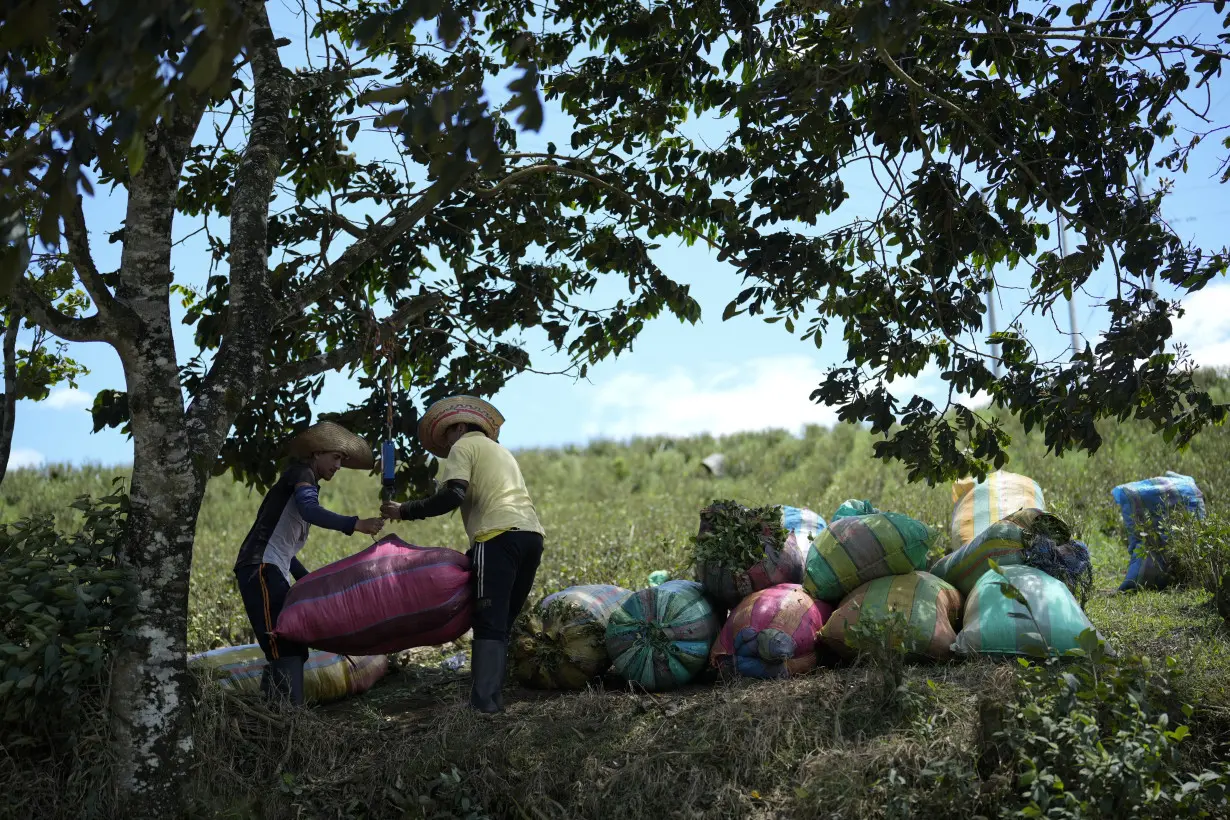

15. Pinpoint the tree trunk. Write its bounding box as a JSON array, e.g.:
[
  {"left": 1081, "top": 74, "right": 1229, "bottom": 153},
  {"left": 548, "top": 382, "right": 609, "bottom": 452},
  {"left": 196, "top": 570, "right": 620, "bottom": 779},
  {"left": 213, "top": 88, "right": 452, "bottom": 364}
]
[{"left": 0, "top": 313, "right": 18, "bottom": 483}]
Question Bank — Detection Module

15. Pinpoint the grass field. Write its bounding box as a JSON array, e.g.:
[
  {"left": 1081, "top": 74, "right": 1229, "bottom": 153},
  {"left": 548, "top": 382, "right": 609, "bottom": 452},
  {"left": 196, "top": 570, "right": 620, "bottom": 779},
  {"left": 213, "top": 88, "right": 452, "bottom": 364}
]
[{"left": 5, "top": 377, "right": 1230, "bottom": 818}]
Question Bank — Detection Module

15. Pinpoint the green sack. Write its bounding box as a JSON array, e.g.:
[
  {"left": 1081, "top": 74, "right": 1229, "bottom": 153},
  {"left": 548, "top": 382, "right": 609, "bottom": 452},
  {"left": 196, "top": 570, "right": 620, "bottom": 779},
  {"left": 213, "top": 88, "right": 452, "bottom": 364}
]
[
  {"left": 929, "top": 509, "right": 1071, "bottom": 597},
  {"left": 647, "top": 570, "right": 671, "bottom": 587},
  {"left": 831, "top": 499, "right": 879, "bottom": 521},
  {"left": 605, "top": 580, "right": 719, "bottom": 691},
  {"left": 803, "top": 512, "right": 940, "bottom": 603},
  {"left": 510, "top": 584, "right": 632, "bottom": 690},
  {"left": 954, "top": 565, "right": 1099, "bottom": 658}
]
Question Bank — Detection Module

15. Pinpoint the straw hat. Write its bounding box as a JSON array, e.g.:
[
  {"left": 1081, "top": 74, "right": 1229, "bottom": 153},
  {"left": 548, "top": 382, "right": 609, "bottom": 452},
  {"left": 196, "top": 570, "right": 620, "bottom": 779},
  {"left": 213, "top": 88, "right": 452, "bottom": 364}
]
[
  {"left": 417, "top": 395, "right": 504, "bottom": 458},
  {"left": 286, "top": 421, "right": 374, "bottom": 470}
]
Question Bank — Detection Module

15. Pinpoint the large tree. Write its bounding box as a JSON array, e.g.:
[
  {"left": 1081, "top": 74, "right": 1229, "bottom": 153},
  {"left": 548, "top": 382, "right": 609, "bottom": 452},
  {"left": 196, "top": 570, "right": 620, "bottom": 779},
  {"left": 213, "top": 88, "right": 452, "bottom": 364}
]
[{"left": 3, "top": 0, "right": 1229, "bottom": 812}]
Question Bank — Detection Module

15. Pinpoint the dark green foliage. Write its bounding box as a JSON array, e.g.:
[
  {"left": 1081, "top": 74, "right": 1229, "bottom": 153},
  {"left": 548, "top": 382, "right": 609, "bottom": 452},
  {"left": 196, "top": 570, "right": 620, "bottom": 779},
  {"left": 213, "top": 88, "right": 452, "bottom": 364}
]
[
  {"left": 0, "top": 483, "right": 134, "bottom": 742},
  {"left": 997, "top": 633, "right": 1230, "bottom": 818},
  {"left": 1157, "top": 509, "right": 1230, "bottom": 622},
  {"left": 692, "top": 499, "right": 786, "bottom": 570}
]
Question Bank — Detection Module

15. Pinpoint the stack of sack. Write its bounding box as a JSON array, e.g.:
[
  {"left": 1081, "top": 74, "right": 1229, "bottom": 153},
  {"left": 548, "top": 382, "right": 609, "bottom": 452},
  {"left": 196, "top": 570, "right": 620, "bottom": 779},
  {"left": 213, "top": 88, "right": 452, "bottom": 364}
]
[
  {"left": 934, "top": 471, "right": 1102, "bottom": 658},
  {"left": 189, "top": 644, "right": 388, "bottom": 704},
  {"left": 804, "top": 508, "right": 959, "bottom": 662}
]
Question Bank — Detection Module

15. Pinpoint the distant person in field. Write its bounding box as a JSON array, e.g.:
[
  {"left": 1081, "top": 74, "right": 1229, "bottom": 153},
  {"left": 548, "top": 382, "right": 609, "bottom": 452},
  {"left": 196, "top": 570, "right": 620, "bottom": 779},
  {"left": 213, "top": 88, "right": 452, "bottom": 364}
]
[
  {"left": 234, "top": 421, "right": 385, "bottom": 706},
  {"left": 381, "top": 396, "right": 544, "bottom": 714}
]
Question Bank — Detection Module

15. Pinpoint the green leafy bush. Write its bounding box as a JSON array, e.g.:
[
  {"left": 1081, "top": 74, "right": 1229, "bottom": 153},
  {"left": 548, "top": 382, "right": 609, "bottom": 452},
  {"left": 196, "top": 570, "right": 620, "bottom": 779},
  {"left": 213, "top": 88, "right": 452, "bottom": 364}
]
[
  {"left": 0, "top": 482, "right": 135, "bottom": 746},
  {"left": 996, "top": 632, "right": 1230, "bottom": 819},
  {"left": 1157, "top": 509, "right": 1230, "bottom": 619},
  {"left": 691, "top": 499, "right": 786, "bottom": 569}
]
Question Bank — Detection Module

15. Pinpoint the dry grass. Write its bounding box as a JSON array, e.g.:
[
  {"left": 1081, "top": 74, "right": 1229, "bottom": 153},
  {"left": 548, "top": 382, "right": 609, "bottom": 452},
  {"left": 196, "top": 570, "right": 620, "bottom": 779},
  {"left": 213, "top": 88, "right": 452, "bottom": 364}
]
[{"left": 181, "top": 649, "right": 1021, "bottom": 820}]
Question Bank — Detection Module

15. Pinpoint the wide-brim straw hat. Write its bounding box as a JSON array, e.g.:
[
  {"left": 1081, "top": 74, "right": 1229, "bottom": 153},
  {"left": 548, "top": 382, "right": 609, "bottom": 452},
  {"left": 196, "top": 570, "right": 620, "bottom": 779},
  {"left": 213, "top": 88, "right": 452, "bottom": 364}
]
[
  {"left": 417, "top": 395, "right": 504, "bottom": 458},
  {"left": 286, "top": 421, "right": 374, "bottom": 470}
]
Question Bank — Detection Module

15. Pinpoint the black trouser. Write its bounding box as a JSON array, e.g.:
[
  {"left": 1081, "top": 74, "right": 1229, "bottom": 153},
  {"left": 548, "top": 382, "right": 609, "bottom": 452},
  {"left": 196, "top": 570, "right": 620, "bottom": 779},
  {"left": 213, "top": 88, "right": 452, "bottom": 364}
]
[
  {"left": 466, "top": 530, "right": 544, "bottom": 642},
  {"left": 234, "top": 563, "right": 310, "bottom": 662}
]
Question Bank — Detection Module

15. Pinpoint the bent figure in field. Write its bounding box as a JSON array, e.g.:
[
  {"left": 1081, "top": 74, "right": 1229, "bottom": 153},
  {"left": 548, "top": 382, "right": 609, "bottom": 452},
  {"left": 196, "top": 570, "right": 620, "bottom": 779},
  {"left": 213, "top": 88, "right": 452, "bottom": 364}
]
[
  {"left": 233, "top": 421, "right": 385, "bottom": 706},
  {"left": 382, "top": 396, "right": 544, "bottom": 714}
]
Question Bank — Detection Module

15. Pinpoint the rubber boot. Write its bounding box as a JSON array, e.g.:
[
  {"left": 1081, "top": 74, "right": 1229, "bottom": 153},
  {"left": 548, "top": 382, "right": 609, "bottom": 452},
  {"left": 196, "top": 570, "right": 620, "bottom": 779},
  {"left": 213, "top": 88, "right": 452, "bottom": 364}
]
[
  {"left": 267, "top": 655, "right": 306, "bottom": 707},
  {"left": 469, "top": 639, "right": 506, "bottom": 714}
]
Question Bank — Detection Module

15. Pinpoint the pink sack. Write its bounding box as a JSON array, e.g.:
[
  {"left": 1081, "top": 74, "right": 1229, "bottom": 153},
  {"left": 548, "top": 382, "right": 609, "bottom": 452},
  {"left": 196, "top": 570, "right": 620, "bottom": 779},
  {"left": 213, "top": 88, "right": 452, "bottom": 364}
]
[
  {"left": 710, "top": 584, "right": 833, "bottom": 679},
  {"left": 273, "top": 535, "right": 472, "bottom": 655}
]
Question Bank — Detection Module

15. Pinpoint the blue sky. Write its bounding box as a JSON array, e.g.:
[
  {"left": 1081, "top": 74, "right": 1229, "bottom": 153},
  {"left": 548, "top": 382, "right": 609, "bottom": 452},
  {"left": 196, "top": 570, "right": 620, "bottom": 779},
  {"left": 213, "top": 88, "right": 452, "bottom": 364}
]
[{"left": 10, "top": 6, "right": 1230, "bottom": 470}]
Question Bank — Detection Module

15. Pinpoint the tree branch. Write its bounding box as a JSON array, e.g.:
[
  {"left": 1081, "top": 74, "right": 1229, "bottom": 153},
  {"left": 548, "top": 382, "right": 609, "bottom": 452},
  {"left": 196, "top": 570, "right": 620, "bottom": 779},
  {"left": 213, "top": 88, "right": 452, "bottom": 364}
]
[
  {"left": 185, "top": 1, "right": 294, "bottom": 459},
  {"left": 64, "top": 193, "right": 117, "bottom": 316},
  {"left": 0, "top": 313, "right": 19, "bottom": 482},
  {"left": 276, "top": 177, "right": 462, "bottom": 324},
  {"left": 292, "top": 66, "right": 381, "bottom": 94},
  {"left": 263, "top": 291, "right": 448, "bottom": 387},
  {"left": 12, "top": 276, "right": 111, "bottom": 344}
]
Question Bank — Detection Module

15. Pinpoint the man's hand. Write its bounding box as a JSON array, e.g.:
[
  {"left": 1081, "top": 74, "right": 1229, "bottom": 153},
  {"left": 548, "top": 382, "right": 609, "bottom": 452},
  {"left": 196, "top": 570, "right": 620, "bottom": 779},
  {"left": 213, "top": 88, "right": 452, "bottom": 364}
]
[
  {"left": 380, "top": 501, "right": 402, "bottom": 520},
  {"left": 355, "top": 517, "right": 385, "bottom": 536}
]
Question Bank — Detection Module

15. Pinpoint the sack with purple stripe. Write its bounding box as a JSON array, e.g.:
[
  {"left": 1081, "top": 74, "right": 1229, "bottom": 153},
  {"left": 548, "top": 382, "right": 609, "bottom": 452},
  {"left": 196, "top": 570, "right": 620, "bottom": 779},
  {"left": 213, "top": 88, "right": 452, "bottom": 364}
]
[{"left": 273, "top": 535, "right": 473, "bottom": 655}]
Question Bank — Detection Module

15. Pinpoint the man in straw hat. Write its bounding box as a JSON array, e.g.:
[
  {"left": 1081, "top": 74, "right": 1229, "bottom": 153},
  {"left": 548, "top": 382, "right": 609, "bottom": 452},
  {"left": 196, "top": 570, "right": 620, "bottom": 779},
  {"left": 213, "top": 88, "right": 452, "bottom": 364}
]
[
  {"left": 381, "top": 395, "right": 544, "bottom": 714},
  {"left": 234, "top": 421, "right": 385, "bottom": 706}
]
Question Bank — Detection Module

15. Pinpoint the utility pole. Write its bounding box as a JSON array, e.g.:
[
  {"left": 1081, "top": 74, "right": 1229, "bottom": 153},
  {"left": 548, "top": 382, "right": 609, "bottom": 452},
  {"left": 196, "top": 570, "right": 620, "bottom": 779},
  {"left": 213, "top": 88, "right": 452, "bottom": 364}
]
[
  {"left": 1133, "top": 172, "right": 1156, "bottom": 295},
  {"left": 1057, "top": 213, "right": 1080, "bottom": 355}
]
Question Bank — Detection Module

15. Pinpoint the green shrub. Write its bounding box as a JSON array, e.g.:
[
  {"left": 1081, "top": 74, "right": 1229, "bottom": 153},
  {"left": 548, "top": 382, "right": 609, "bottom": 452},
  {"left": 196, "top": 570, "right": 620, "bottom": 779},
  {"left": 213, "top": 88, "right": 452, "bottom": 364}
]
[
  {"left": 0, "top": 482, "right": 135, "bottom": 746},
  {"left": 1157, "top": 509, "right": 1230, "bottom": 619},
  {"left": 996, "top": 632, "right": 1230, "bottom": 819},
  {"left": 692, "top": 499, "right": 786, "bottom": 569}
]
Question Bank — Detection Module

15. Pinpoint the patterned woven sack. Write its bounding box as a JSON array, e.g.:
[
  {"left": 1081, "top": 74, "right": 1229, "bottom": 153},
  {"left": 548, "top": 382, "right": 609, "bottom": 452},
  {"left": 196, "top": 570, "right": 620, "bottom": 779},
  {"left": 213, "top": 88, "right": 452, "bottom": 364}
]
[
  {"left": 803, "top": 512, "right": 940, "bottom": 604},
  {"left": 710, "top": 584, "right": 833, "bottom": 679},
  {"left": 819, "top": 571, "right": 962, "bottom": 662},
  {"left": 930, "top": 509, "right": 1071, "bottom": 597},
  {"left": 188, "top": 644, "right": 388, "bottom": 703},
  {"left": 511, "top": 584, "right": 632, "bottom": 689},
  {"left": 1114, "top": 472, "right": 1206, "bottom": 591},
  {"left": 606, "top": 579, "right": 720, "bottom": 691},
  {"left": 693, "top": 503, "right": 824, "bottom": 608},
  {"left": 954, "top": 565, "right": 1100, "bottom": 657},
  {"left": 949, "top": 470, "right": 1045, "bottom": 550},
  {"left": 273, "top": 535, "right": 472, "bottom": 655}
]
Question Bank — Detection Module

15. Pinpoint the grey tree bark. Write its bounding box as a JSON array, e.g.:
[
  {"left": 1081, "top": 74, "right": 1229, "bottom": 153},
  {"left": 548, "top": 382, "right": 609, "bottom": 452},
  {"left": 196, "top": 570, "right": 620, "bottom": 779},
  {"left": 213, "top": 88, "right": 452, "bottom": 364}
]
[{"left": 0, "top": 314, "right": 20, "bottom": 483}]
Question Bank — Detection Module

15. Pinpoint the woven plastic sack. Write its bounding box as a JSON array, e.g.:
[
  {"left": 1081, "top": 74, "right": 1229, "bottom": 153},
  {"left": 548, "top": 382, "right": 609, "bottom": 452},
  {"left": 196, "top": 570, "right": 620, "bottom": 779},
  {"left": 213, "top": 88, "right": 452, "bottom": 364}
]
[
  {"left": 819, "top": 571, "right": 962, "bottom": 662},
  {"left": 188, "top": 644, "right": 388, "bottom": 703},
  {"left": 930, "top": 509, "right": 1071, "bottom": 597},
  {"left": 1114, "top": 472, "right": 1207, "bottom": 591},
  {"left": 511, "top": 584, "right": 632, "bottom": 689},
  {"left": 693, "top": 503, "right": 824, "bottom": 608},
  {"left": 954, "top": 565, "right": 1099, "bottom": 657},
  {"left": 606, "top": 580, "right": 720, "bottom": 691},
  {"left": 273, "top": 535, "right": 472, "bottom": 655},
  {"left": 803, "top": 512, "right": 940, "bottom": 604},
  {"left": 831, "top": 499, "right": 879, "bottom": 522},
  {"left": 949, "top": 470, "right": 1045, "bottom": 550},
  {"left": 710, "top": 584, "right": 833, "bottom": 679}
]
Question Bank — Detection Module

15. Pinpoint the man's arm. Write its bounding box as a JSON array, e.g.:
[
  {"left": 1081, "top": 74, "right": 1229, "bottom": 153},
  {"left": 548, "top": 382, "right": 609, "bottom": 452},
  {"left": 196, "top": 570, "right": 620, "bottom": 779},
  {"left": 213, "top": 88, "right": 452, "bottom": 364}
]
[
  {"left": 397, "top": 479, "right": 468, "bottom": 521},
  {"left": 290, "top": 556, "right": 310, "bottom": 581},
  {"left": 294, "top": 483, "right": 359, "bottom": 535}
]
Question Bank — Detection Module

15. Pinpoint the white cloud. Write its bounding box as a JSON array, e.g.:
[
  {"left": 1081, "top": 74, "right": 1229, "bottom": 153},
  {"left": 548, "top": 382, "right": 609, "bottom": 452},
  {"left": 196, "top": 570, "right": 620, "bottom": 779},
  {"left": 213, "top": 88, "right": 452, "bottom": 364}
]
[
  {"left": 1173, "top": 280, "right": 1230, "bottom": 369},
  {"left": 8, "top": 448, "right": 45, "bottom": 469},
  {"left": 45, "top": 388, "right": 94, "bottom": 411},
  {"left": 582, "top": 356, "right": 840, "bottom": 440},
  {"left": 580, "top": 356, "right": 989, "bottom": 441}
]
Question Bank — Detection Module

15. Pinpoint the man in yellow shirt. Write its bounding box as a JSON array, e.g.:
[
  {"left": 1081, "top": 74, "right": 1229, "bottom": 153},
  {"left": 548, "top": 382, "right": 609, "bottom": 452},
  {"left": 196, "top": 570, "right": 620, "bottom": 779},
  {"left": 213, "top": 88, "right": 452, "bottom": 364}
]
[{"left": 381, "top": 395, "right": 544, "bottom": 713}]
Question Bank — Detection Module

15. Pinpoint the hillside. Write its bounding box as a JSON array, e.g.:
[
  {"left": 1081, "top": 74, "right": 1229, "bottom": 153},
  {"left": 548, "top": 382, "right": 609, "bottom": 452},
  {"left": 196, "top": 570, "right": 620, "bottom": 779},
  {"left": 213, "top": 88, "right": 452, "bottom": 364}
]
[{"left": 4, "top": 378, "right": 1230, "bottom": 818}]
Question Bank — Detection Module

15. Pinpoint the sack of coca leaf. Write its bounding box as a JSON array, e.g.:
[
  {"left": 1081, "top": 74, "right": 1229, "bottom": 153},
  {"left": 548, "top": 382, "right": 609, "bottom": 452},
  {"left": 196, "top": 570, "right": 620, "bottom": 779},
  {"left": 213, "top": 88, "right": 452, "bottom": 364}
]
[{"left": 692, "top": 500, "right": 824, "bottom": 609}]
